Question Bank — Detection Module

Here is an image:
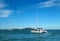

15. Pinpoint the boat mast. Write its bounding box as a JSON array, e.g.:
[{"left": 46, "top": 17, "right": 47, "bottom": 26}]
[{"left": 36, "top": 12, "right": 39, "bottom": 28}]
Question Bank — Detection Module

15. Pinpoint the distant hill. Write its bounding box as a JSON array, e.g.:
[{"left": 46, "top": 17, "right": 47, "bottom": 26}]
[
  {"left": 0, "top": 27, "right": 37, "bottom": 31},
  {"left": 22, "top": 28, "right": 37, "bottom": 30}
]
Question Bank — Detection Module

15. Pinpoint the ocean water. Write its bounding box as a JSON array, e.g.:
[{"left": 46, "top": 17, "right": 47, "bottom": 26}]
[{"left": 0, "top": 30, "right": 60, "bottom": 41}]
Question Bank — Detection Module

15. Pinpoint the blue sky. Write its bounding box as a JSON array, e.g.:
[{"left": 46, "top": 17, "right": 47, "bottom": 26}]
[{"left": 0, "top": 0, "right": 60, "bottom": 29}]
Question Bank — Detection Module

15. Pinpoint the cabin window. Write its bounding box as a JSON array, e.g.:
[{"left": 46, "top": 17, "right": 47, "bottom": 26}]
[{"left": 39, "top": 30, "right": 40, "bottom": 31}]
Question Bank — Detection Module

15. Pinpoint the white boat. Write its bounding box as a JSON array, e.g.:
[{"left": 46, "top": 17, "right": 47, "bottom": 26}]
[{"left": 31, "top": 28, "right": 47, "bottom": 33}]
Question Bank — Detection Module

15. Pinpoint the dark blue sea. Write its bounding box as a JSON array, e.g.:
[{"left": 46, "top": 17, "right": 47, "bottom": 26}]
[{"left": 0, "top": 30, "right": 60, "bottom": 41}]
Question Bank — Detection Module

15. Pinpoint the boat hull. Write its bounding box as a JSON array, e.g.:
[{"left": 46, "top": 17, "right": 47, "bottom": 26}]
[{"left": 31, "top": 30, "right": 47, "bottom": 33}]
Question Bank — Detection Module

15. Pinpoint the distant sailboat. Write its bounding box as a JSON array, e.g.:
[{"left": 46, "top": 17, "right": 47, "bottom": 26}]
[
  {"left": 31, "top": 28, "right": 47, "bottom": 33},
  {"left": 31, "top": 13, "right": 47, "bottom": 33}
]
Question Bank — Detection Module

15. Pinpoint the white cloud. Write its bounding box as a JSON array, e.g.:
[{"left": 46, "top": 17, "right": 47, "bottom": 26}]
[
  {"left": 0, "top": 3, "right": 7, "bottom": 8},
  {"left": 36, "top": 0, "right": 60, "bottom": 8},
  {"left": 39, "top": 0, "right": 55, "bottom": 7},
  {"left": 0, "top": 10, "right": 14, "bottom": 17},
  {"left": 0, "top": 0, "right": 7, "bottom": 8},
  {"left": 16, "top": 10, "right": 23, "bottom": 14},
  {"left": 0, "top": 0, "right": 14, "bottom": 18}
]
